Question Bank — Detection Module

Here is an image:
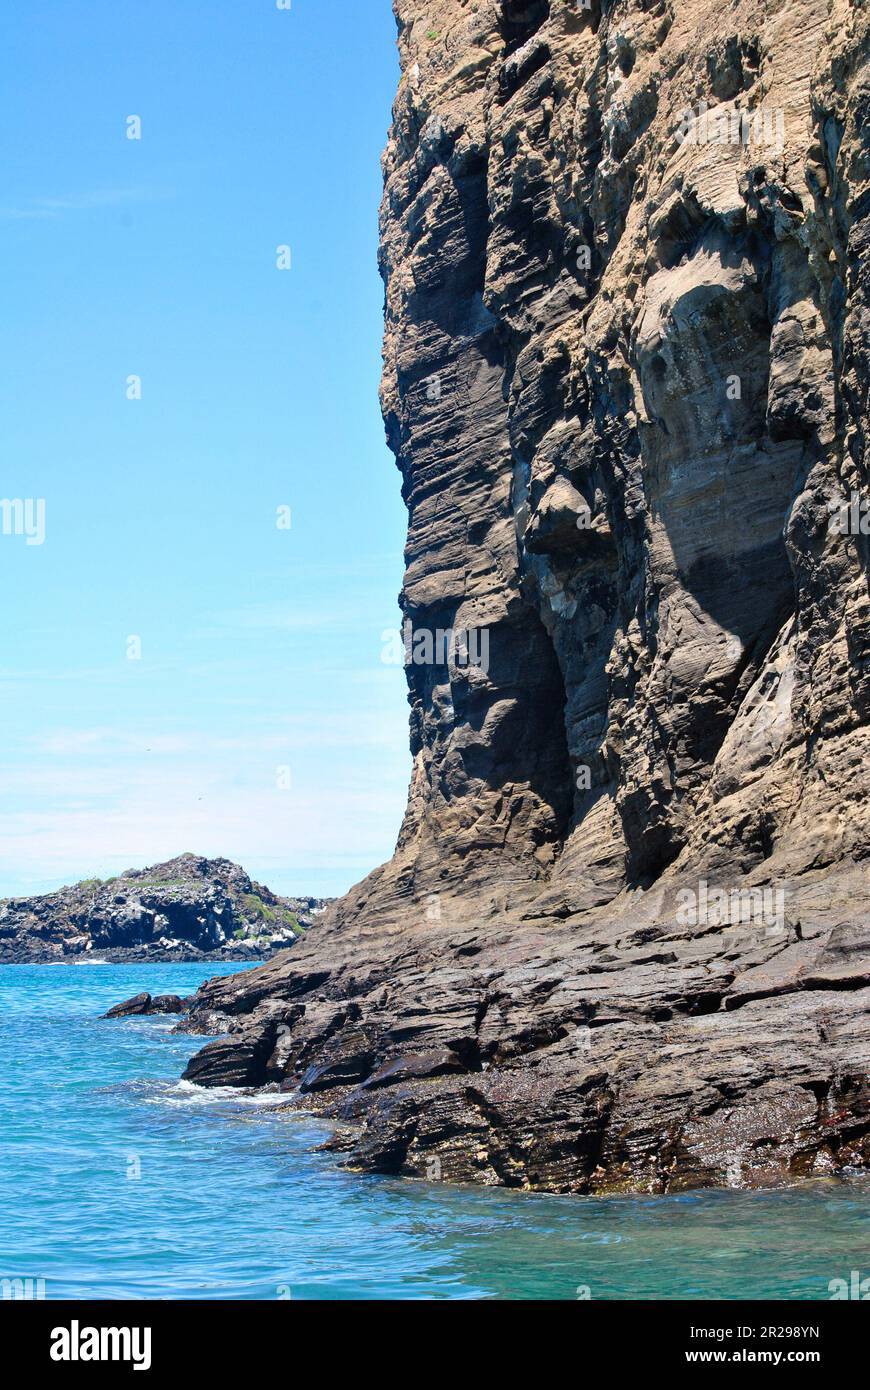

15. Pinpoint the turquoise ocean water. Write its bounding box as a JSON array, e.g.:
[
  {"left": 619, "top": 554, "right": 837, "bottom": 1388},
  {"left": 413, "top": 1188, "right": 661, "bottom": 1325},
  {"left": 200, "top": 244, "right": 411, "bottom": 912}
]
[{"left": 1, "top": 963, "right": 868, "bottom": 1301}]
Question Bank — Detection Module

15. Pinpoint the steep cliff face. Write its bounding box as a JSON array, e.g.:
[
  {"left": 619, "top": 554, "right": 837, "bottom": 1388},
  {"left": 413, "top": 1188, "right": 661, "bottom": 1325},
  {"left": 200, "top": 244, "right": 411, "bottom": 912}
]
[{"left": 180, "top": 0, "right": 870, "bottom": 1192}]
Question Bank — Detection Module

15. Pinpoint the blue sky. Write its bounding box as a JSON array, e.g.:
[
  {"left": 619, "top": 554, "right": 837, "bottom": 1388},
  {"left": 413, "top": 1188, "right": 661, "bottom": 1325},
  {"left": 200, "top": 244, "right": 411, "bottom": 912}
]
[{"left": 0, "top": 0, "right": 410, "bottom": 899}]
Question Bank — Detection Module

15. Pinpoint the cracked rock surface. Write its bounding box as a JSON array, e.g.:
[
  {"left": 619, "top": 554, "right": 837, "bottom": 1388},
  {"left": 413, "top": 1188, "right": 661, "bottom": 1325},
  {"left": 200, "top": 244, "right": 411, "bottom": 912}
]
[{"left": 179, "top": 0, "right": 870, "bottom": 1193}]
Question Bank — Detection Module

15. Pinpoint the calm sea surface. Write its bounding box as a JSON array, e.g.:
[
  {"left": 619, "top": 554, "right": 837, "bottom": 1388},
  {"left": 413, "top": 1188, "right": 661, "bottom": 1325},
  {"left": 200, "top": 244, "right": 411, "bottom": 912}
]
[{"left": 1, "top": 963, "right": 868, "bottom": 1300}]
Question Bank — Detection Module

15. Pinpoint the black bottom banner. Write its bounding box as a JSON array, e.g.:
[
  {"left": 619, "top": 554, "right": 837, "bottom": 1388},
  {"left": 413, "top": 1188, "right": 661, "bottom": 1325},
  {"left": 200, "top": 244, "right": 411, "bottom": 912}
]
[{"left": 2, "top": 1297, "right": 864, "bottom": 1376}]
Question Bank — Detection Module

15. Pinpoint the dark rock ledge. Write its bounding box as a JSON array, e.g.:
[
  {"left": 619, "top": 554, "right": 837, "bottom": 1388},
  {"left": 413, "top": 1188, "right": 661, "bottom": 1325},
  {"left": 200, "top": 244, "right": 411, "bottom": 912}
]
[{"left": 170, "top": 879, "right": 870, "bottom": 1195}]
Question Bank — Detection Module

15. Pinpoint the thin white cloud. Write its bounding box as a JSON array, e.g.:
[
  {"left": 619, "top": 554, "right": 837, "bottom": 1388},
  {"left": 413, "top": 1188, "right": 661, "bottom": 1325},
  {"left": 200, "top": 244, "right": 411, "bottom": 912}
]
[
  {"left": 22, "top": 709, "right": 406, "bottom": 759},
  {"left": 0, "top": 774, "right": 404, "bottom": 899},
  {"left": 0, "top": 187, "right": 172, "bottom": 220}
]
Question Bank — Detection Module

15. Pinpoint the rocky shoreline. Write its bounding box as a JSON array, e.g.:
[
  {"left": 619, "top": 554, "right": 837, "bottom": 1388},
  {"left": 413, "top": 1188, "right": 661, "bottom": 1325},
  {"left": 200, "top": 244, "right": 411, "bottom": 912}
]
[
  {"left": 163, "top": 872, "right": 870, "bottom": 1195},
  {"left": 121, "top": 0, "right": 870, "bottom": 1195},
  {"left": 0, "top": 854, "right": 329, "bottom": 965}
]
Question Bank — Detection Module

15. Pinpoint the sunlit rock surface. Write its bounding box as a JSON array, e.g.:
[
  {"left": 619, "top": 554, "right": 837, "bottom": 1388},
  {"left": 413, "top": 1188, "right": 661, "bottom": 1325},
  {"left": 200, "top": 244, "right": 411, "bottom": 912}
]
[{"left": 181, "top": 0, "right": 870, "bottom": 1193}]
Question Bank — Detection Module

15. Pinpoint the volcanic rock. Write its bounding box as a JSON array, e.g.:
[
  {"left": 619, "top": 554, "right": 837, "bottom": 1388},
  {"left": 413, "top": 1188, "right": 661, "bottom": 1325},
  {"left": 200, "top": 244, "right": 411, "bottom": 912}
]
[
  {"left": 0, "top": 854, "right": 329, "bottom": 964},
  {"left": 179, "top": 0, "right": 870, "bottom": 1193},
  {"left": 104, "top": 993, "right": 190, "bottom": 1019}
]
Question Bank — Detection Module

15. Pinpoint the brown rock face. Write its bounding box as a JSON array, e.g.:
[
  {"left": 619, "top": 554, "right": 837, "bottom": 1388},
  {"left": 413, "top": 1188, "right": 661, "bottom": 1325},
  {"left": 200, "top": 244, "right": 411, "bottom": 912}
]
[{"left": 181, "top": 0, "right": 870, "bottom": 1192}]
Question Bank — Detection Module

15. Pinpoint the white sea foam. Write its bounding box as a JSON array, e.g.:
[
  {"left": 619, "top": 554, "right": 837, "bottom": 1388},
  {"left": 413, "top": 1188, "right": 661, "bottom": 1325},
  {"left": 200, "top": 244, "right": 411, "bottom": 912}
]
[
  {"left": 42, "top": 956, "right": 109, "bottom": 965},
  {"left": 146, "top": 1079, "right": 300, "bottom": 1111}
]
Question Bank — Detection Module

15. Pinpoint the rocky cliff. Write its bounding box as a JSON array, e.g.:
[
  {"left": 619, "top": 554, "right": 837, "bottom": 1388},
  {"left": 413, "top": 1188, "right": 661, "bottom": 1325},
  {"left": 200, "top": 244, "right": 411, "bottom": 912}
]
[
  {"left": 1, "top": 854, "right": 327, "bottom": 963},
  {"left": 180, "top": 0, "right": 870, "bottom": 1192}
]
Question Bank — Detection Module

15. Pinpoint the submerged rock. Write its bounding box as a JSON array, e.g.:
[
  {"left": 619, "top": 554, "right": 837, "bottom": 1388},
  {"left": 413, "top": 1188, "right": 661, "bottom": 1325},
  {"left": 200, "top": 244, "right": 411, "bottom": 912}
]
[{"left": 180, "top": 0, "right": 870, "bottom": 1194}]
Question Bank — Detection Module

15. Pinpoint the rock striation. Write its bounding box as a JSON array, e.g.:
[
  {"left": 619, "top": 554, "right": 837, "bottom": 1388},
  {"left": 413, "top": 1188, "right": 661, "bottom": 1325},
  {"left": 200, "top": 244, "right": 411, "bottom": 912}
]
[
  {"left": 1, "top": 854, "right": 328, "bottom": 963},
  {"left": 180, "top": 0, "right": 870, "bottom": 1192}
]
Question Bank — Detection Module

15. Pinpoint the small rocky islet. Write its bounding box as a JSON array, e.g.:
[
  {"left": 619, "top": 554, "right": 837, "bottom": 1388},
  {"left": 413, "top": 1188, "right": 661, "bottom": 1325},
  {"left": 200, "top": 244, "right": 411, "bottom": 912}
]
[{"left": 0, "top": 853, "right": 329, "bottom": 964}]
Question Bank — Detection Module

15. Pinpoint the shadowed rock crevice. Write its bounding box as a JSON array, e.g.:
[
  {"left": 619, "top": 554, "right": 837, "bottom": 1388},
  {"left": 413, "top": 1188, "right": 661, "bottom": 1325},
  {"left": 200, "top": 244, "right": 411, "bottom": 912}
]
[{"left": 499, "top": 0, "right": 551, "bottom": 57}]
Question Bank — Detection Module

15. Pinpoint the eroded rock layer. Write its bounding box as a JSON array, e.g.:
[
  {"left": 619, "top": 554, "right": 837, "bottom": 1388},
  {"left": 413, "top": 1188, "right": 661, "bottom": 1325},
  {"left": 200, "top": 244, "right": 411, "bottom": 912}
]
[{"left": 181, "top": 0, "right": 870, "bottom": 1192}]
